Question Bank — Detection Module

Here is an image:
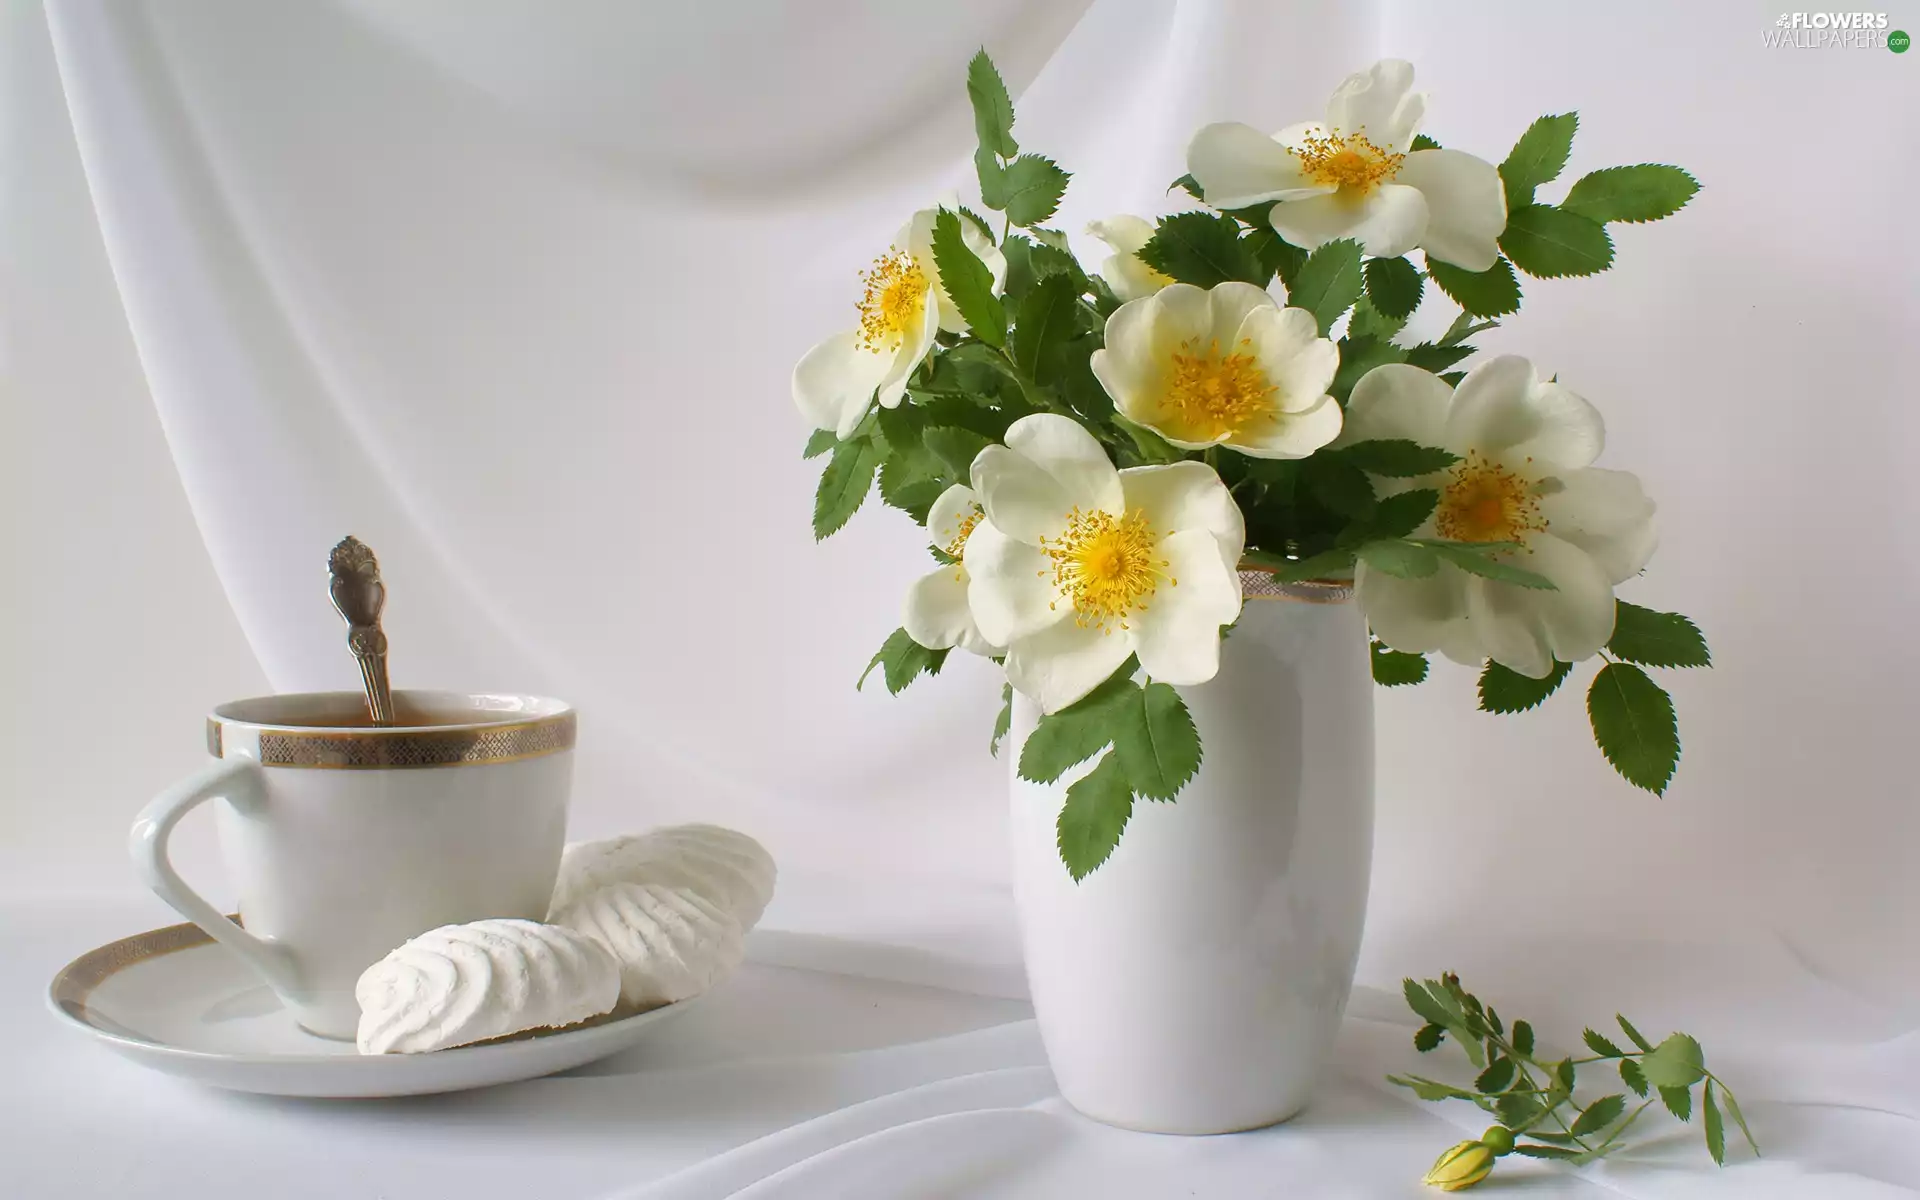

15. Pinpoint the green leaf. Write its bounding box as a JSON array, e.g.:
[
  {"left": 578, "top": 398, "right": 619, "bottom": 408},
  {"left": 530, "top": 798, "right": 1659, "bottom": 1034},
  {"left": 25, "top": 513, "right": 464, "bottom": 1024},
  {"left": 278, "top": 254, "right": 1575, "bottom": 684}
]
[
  {"left": 1426, "top": 256, "right": 1522, "bottom": 317},
  {"left": 1410, "top": 133, "right": 1441, "bottom": 151},
  {"left": 1345, "top": 296, "right": 1407, "bottom": 344},
  {"left": 1500, "top": 204, "right": 1615, "bottom": 279},
  {"left": 1514, "top": 1144, "right": 1584, "bottom": 1160},
  {"left": 1288, "top": 238, "right": 1365, "bottom": 335},
  {"left": 1570, "top": 1093, "right": 1627, "bottom": 1137},
  {"left": 1168, "top": 173, "right": 1202, "bottom": 202},
  {"left": 1554, "top": 1058, "right": 1578, "bottom": 1093},
  {"left": 1401, "top": 341, "right": 1476, "bottom": 374},
  {"left": 877, "top": 457, "right": 945, "bottom": 523},
  {"left": 813, "top": 436, "right": 880, "bottom": 540},
  {"left": 1056, "top": 750, "right": 1133, "bottom": 881},
  {"left": 931, "top": 210, "right": 1007, "bottom": 347},
  {"left": 1246, "top": 228, "right": 1306, "bottom": 287},
  {"left": 991, "top": 683, "right": 1013, "bottom": 757},
  {"left": 1330, "top": 333, "right": 1408, "bottom": 403},
  {"left": 1411, "top": 540, "right": 1558, "bottom": 589},
  {"left": 956, "top": 206, "right": 996, "bottom": 242},
  {"left": 1617, "top": 1014, "right": 1654, "bottom": 1052},
  {"left": 1588, "top": 663, "right": 1681, "bottom": 794},
  {"left": 1499, "top": 113, "right": 1578, "bottom": 208},
  {"left": 1111, "top": 680, "right": 1202, "bottom": 801},
  {"left": 1721, "top": 1086, "right": 1759, "bottom": 1156},
  {"left": 1371, "top": 641, "right": 1429, "bottom": 687},
  {"left": 975, "top": 147, "right": 1008, "bottom": 211},
  {"left": 1136, "top": 212, "right": 1264, "bottom": 288},
  {"left": 1387, "top": 1074, "right": 1480, "bottom": 1103},
  {"left": 1660, "top": 1085, "right": 1693, "bottom": 1122},
  {"left": 1012, "top": 272, "right": 1081, "bottom": 380},
  {"left": 803, "top": 429, "right": 837, "bottom": 459},
  {"left": 1363, "top": 255, "right": 1423, "bottom": 318},
  {"left": 1402, "top": 978, "right": 1457, "bottom": 1030},
  {"left": 1001, "top": 155, "right": 1071, "bottom": 228},
  {"left": 1496, "top": 1091, "right": 1545, "bottom": 1129},
  {"left": 1703, "top": 1081, "right": 1726, "bottom": 1165},
  {"left": 1018, "top": 671, "right": 1136, "bottom": 784},
  {"left": 1640, "top": 1033, "right": 1706, "bottom": 1089},
  {"left": 922, "top": 426, "right": 993, "bottom": 479},
  {"left": 1475, "top": 1057, "right": 1517, "bottom": 1094},
  {"left": 1608, "top": 601, "right": 1712, "bottom": 668},
  {"left": 1362, "top": 489, "right": 1440, "bottom": 539},
  {"left": 1338, "top": 439, "right": 1458, "bottom": 477},
  {"left": 1561, "top": 164, "right": 1700, "bottom": 225},
  {"left": 1512, "top": 1020, "right": 1535, "bottom": 1057},
  {"left": 1478, "top": 659, "right": 1573, "bottom": 714},
  {"left": 1620, "top": 1057, "right": 1650, "bottom": 1097},
  {"left": 1583, "top": 1028, "right": 1627, "bottom": 1058},
  {"left": 1274, "top": 547, "right": 1357, "bottom": 584},
  {"left": 1357, "top": 539, "right": 1440, "bottom": 579},
  {"left": 1304, "top": 455, "right": 1376, "bottom": 518},
  {"left": 965, "top": 49, "right": 1018, "bottom": 159},
  {"left": 1413, "top": 1022, "right": 1445, "bottom": 1052},
  {"left": 856, "top": 628, "right": 950, "bottom": 695}
]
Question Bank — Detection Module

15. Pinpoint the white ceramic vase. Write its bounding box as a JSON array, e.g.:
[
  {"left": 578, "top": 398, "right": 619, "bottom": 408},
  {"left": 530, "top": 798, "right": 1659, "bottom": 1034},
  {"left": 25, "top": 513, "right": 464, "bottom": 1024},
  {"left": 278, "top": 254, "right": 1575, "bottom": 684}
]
[{"left": 1007, "top": 575, "right": 1374, "bottom": 1134}]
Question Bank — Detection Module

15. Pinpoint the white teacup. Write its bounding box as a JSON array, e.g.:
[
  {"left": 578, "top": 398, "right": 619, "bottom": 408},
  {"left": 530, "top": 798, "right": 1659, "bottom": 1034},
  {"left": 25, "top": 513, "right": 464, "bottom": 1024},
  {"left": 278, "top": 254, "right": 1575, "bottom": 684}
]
[{"left": 130, "top": 690, "right": 576, "bottom": 1039}]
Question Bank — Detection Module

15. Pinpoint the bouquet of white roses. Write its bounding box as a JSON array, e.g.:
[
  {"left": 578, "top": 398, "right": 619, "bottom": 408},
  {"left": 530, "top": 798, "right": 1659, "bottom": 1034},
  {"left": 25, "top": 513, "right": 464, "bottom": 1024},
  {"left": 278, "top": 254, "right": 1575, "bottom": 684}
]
[{"left": 794, "top": 54, "right": 1706, "bottom": 881}]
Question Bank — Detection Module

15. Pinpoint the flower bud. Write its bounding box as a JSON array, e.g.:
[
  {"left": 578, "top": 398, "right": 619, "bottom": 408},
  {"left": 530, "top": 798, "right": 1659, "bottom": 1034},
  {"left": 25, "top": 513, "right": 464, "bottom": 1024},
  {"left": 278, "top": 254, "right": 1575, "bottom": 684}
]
[
  {"left": 1480, "top": 1125, "right": 1516, "bottom": 1155},
  {"left": 1424, "top": 1139, "right": 1496, "bottom": 1191}
]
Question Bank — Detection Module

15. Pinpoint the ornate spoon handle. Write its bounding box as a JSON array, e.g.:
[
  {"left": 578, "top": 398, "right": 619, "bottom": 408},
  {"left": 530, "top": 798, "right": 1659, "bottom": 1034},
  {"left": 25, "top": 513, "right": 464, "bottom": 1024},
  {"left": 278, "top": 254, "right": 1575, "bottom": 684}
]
[{"left": 328, "top": 536, "right": 395, "bottom": 725}]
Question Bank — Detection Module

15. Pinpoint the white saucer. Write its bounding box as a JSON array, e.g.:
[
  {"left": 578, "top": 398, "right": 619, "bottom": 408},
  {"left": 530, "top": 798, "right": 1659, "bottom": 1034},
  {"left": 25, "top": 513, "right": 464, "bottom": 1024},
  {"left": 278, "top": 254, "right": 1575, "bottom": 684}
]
[{"left": 46, "top": 918, "right": 699, "bottom": 1098}]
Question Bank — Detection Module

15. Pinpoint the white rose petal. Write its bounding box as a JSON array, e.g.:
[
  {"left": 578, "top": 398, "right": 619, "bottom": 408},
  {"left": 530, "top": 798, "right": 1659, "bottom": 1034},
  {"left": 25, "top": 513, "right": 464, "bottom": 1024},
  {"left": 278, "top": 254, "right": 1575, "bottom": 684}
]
[{"left": 1087, "top": 215, "right": 1174, "bottom": 301}]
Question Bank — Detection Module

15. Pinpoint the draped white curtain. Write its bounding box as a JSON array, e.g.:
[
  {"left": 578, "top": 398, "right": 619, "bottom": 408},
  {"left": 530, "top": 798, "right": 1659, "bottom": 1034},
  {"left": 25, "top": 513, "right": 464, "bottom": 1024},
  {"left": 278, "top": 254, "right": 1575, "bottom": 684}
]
[{"left": 5, "top": 0, "right": 1917, "bottom": 1013}]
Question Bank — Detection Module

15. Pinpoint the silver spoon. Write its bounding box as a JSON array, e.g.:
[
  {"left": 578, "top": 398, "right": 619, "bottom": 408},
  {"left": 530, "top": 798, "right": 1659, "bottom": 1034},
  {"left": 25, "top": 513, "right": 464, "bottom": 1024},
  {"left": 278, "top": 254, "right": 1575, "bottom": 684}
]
[{"left": 328, "top": 535, "right": 395, "bottom": 725}]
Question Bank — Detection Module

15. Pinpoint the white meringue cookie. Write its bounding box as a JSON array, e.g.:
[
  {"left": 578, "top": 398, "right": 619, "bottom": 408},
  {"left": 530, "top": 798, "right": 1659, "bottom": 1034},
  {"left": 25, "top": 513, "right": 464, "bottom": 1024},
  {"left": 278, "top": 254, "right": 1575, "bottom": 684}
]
[
  {"left": 355, "top": 918, "right": 619, "bottom": 1054},
  {"left": 549, "top": 824, "right": 776, "bottom": 929},
  {"left": 553, "top": 882, "right": 744, "bottom": 1008}
]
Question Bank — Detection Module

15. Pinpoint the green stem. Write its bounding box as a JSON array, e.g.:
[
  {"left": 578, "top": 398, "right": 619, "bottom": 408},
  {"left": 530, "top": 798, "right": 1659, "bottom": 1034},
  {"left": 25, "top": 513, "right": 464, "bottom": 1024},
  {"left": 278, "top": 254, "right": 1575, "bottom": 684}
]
[
  {"left": 1487, "top": 1038, "right": 1594, "bottom": 1152},
  {"left": 1567, "top": 1051, "right": 1644, "bottom": 1067}
]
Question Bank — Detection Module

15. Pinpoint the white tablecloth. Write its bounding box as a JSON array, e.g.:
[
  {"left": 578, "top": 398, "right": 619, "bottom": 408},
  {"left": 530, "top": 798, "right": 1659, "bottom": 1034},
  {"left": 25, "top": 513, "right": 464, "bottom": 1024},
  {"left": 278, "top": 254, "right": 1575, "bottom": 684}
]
[{"left": 7, "top": 896, "right": 1914, "bottom": 1199}]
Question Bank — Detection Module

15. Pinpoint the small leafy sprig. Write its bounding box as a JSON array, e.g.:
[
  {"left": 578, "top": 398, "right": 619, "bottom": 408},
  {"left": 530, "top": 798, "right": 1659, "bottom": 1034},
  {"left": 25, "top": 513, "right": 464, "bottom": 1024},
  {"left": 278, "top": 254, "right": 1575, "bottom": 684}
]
[{"left": 1390, "top": 973, "right": 1757, "bottom": 1189}]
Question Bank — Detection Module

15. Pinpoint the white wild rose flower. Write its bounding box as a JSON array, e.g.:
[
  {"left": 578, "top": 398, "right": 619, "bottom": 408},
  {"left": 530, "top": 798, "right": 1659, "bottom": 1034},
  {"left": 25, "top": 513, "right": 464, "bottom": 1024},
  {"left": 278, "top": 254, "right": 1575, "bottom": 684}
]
[
  {"left": 964, "top": 414, "right": 1245, "bottom": 713},
  {"left": 1341, "top": 356, "right": 1658, "bottom": 678},
  {"left": 1186, "top": 59, "right": 1506, "bottom": 270},
  {"left": 792, "top": 208, "right": 1007, "bottom": 438},
  {"left": 1090, "top": 281, "right": 1341, "bottom": 459},
  {"left": 902, "top": 484, "right": 1002, "bottom": 658}
]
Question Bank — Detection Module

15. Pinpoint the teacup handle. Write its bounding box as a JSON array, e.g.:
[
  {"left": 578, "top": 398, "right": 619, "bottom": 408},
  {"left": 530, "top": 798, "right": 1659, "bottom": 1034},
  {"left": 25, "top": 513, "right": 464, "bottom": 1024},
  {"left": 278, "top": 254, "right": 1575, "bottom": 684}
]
[{"left": 129, "top": 758, "right": 303, "bottom": 999}]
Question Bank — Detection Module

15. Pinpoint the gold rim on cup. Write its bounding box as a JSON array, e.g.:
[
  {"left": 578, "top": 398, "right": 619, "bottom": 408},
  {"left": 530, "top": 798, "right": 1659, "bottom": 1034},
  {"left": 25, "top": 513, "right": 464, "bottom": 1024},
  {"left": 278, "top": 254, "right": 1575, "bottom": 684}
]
[{"left": 206, "top": 692, "right": 577, "bottom": 770}]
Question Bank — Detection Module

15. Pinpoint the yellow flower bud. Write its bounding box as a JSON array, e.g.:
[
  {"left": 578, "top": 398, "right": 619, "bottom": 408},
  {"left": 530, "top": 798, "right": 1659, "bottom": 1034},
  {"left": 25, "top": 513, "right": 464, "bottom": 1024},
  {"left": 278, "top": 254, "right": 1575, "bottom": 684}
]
[{"left": 1424, "top": 1139, "right": 1496, "bottom": 1191}]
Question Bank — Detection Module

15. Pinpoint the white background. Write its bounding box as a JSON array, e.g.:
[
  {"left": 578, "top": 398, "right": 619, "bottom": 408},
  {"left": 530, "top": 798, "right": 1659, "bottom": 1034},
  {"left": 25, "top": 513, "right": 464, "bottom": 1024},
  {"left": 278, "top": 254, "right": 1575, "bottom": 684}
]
[{"left": 3, "top": 0, "right": 1916, "bottom": 1015}]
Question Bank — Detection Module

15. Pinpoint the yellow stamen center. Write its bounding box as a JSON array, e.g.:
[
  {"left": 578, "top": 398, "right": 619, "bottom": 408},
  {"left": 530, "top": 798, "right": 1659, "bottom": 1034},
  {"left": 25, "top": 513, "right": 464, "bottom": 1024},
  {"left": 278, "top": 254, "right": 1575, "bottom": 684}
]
[
  {"left": 1038, "top": 507, "right": 1174, "bottom": 632},
  {"left": 1436, "top": 452, "right": 1547, "bottom": 544},
  {"left": 945, "top": 506, "right": 983, "bottom": 577},
  {"left": 855, "top": 249, "right": 929, "bottom": 351},
  {"left": 1162, "top": 338, "right": 1279, "bottom": 443},
  {"left": 1290, "top": 128, "right": 1405, "bottom": 199}
]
